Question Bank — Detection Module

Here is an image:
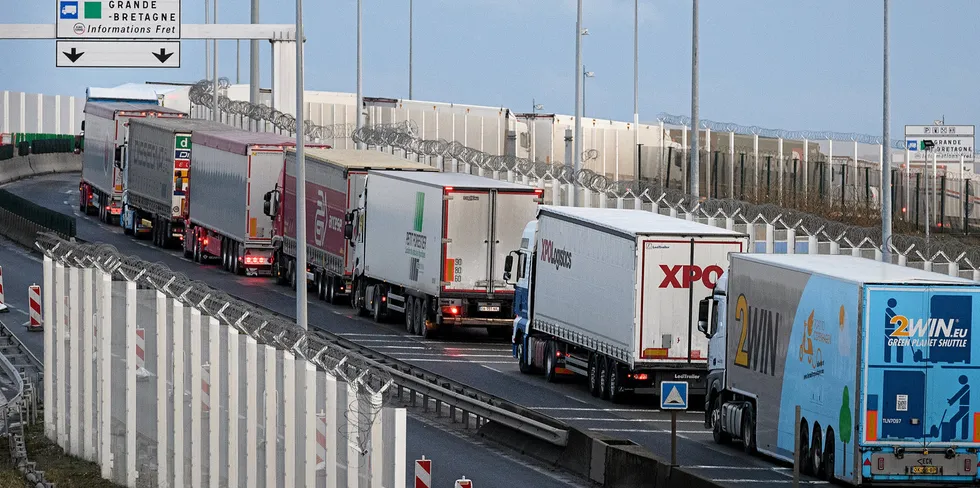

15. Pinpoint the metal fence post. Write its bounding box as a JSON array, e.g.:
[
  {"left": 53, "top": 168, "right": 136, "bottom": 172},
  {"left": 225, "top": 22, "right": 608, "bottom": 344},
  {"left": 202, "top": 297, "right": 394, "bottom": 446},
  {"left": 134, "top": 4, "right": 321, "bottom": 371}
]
[
  {"left": 264, "top": 345, "right": 277, "bottom": 486},
  {"left": 99, "top": 271, "right": 112, "bottom": 480},
  {"left": 173, "top": 300, "right": 185, "bottom": 488},
  {"left": 302, "top": 359, "right": 317, "bottom": 487},
  {"left": 43, "top": 256, "right": 54, "bottom": 440},
  {"left": 245, "top": 336, "right": 258, "bottom": 488},
  {"left": 208, "top": 316, "right": 221, "bottom": 488},
  {"left": 82, "top": 267, "right": 95, "bottom": 462},
  {"left": 55, "top": 261, "right": 66, "bottom": 449},
  {"left": 190, "top": 309, "right": 203, "bottom": 488},
  {"left": 126, "top": 279, "right": 137, "bottom": 486},
  {"left": 227, "top": 327, "right": 240, "bottom": 488},
  {"left": 347, "top": 379, "right": 360, "bottom": 488},
  {"left": 156, "top": 291, "right": 169, "bottom": 487},
  {"left": 282, "top": 351, "right": 295, "bottom": 488},
  {"left": 324, "top": 371, "right": 338, "bottom": 486},
  {"left": 68, "top": 266, "right": 80, "bottom": 456}
]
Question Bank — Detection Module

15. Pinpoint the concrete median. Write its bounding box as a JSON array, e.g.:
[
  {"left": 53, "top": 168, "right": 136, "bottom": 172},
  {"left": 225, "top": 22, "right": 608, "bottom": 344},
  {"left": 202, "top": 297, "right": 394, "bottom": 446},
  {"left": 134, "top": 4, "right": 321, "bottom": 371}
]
[
  {"left": 0, "top": 153, "right": 81, "bottom": 187},
  {"left": 478, "top": 421, "right": 727, "bottom": 488}
]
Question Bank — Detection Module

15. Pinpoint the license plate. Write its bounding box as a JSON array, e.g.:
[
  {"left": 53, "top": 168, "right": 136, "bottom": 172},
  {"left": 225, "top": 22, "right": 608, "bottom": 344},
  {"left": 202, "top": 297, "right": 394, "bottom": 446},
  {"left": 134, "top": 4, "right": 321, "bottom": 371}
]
[
  {"left": 479, "top": 305, "right": 500, "bottom": 312},
  {"left": 912, "top": 466, "right": 938, "bottom": 475}
]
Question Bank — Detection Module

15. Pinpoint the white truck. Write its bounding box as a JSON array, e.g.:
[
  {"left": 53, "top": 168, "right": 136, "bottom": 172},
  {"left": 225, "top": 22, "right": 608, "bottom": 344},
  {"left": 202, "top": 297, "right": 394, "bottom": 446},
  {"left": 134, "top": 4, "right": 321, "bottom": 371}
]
[
  {"left": 79, "top": 101, "right": 186, "bottom": 224},
  {"left": 503, "top": 206, "right": 748, "bottom": 404},
  {"left": 264, "top": 147, "right": 437, "bottom": 303},
  {"left": 123, "top": 117, "right": 237, "bottom": 247},
  {"left": 344, "top": 171, "right": 543, "bottom": 338},
  {"left": 183, "top": 129, "right": 329, "bottom": 275}
]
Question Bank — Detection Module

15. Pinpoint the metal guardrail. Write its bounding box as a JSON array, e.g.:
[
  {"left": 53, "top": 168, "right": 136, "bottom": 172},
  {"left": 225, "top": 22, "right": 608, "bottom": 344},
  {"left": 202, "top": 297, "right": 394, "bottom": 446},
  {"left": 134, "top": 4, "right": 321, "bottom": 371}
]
[
  {"left": 35, "top": 232, "right": 570, "bottom": 448},
  {"left": 0, "top": 318, "right": 50, "bottom": 487}
]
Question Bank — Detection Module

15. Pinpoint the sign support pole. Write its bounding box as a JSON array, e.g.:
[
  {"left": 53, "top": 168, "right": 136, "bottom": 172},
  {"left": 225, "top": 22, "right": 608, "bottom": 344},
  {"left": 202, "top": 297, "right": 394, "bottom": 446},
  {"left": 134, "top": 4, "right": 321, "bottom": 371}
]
[{"left": 670, "top": 410, "right": 677, "bottom": 466}]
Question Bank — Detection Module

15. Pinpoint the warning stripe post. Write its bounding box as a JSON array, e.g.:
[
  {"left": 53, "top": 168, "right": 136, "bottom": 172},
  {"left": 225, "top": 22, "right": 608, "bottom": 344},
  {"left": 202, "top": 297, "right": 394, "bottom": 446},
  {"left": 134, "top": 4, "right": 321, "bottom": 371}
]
[
  {"left": 0, "top": 266, "right": 7, "bottom": 313},
  {"left": 135, "top": 328, "right": 153, "bottom": 379},
  {"left": 315, "top": 412, "right": 327, "bottom": 470},
  {"left": 415, "top": 456, "right": 431, "bottom": 488},
  {"left": 202, "top": 364, "right": 211, "bottom": 412},
  {"left": 27, "top": 284, "right": 42, "bottom": 330},
  {"left": 454, "top": 477, "right": 472, "bottom": 488}
]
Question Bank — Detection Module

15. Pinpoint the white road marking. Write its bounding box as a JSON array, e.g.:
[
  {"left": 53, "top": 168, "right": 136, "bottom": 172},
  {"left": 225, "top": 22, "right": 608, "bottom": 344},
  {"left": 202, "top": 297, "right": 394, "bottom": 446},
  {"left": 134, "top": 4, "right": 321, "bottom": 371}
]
[
  {"left": 481, "top": 365, "right": 503, "bottom": 374},
  {"left": 710, "top": 480, "right": 827, "bottom": 485},
  {"left": 557, "top": 416, "right": 703, "bottom": 423},
  {"left": 564, "top": 395, "right": 589, "bottom": 405},
  {"left": 530, "top": 406, "right": 701, "bottom": 414},
  {"left": 391, "top": 352, "right": 511, "bottom": 358},
  {"left": 586, "top": 428, "right": 708, "bottom": 434},
  {"left": 400, "top": 358, "right": 513, "bottom": 364}
]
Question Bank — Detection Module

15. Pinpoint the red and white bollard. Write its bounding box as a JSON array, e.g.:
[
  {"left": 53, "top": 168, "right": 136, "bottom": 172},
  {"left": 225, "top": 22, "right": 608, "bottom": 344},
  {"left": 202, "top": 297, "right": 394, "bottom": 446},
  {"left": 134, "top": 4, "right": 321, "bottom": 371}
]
[
  {"left": 136, "top": 328, "right": 152, "bottom": 379},
  {"left": 454, "top": 477, "right": 472, "bottom": 488},
  {"left": 202, "top": 364, "right": 211, "bottom": 412},
  {"left": 27, "top": 284, "right": 42, "bottom": 330},
  {"left": 315, "top": 411, "right": 327, "bottom": 470},
  {"left": 414, "top": 456, "right": 431, "bottom": 488},
  {"left": 0, "top": 266, "right": 8, "bottom": 313}
]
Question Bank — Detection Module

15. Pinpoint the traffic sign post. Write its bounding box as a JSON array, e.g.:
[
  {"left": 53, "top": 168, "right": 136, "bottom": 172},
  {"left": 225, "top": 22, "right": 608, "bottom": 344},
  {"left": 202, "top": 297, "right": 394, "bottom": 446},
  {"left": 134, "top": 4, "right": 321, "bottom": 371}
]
[
  {"left": 905, "top": 124, "right": 975, "bottom": 164},
  {"left": 660, "top": 380, "right": 688, "bottom": 467},
  {"left": 56, "top": 0, "right": 182, "bottom": 68},
  {"left": 56, "top": 40, "right": 179, "bottom": 67}
]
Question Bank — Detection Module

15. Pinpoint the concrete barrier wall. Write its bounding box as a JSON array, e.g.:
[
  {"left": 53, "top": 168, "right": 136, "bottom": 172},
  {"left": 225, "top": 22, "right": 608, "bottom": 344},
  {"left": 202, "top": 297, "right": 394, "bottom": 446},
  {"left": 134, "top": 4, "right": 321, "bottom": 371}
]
[{"left": 0, "top": 153, "right": 81, "bottom": 187}]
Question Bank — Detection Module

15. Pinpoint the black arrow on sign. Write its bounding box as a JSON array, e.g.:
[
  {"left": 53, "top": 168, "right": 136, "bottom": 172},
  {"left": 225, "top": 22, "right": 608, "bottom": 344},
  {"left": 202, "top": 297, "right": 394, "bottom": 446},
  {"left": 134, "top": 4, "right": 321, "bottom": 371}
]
[
  {"left": 152, "top": 48, "right": 174, "bottom": 64},
  {"left": 62, "top": 47, "right": 84, "bottom": 63}
]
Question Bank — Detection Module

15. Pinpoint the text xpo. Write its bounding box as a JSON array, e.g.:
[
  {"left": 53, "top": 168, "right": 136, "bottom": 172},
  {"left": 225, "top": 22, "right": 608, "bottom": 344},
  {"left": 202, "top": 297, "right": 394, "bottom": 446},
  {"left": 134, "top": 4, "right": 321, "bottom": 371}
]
[{"left": 659, "top": 264, "right": 723, "bottom": 289}]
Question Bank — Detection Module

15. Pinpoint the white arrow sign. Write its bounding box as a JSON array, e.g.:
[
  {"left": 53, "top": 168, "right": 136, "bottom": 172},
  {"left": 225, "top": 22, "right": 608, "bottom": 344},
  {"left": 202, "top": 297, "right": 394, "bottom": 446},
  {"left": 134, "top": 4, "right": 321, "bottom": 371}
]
[{"left": 56, "top": 40, "right": 180, "bottom": 68}]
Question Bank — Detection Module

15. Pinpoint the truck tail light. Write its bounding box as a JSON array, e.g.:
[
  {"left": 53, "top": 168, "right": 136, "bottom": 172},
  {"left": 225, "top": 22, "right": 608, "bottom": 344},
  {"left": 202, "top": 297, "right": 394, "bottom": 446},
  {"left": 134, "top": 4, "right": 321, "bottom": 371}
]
[
  {"left": 243, "top": 255, "right": 268, "bottom": 266},
  {"left": 634, "top": 373, "right": 648, "bottom": 381},
  {"left": 442, "top": 305, "right": 459, "bottom": 315}
]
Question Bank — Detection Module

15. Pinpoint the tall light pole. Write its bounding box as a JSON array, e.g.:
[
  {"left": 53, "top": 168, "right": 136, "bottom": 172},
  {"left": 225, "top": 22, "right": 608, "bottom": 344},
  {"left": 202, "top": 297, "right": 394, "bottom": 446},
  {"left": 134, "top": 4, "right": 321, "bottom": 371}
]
[
  {"left": 295, "top": 0, "right": 308, "bottom": 329},
  {"left": 634, "top": 0, "right": 639, "bottom": 182},
  {"left": 355, "top": 0, "right": 365, "bottom": 149},
  {"left": 212, "top": 0, "right": 219, "bottom": 122},
  {"left": 572, "top": 0, "right": 584, "bottom": 207},
  {"left": 583, "top": 68, "right": 594, "bottom": 117},
  {"left": 689, "top": 0, "right": 700, "bottom": 198},
  {"left": 880, "top": 0, "right": 892, "bottom": 263},
  {"left": 250, "top": 0, "right": 260, "bottom": 129},
  {"left": 408, "top": 0, "right": 413, "bottom": 99}
]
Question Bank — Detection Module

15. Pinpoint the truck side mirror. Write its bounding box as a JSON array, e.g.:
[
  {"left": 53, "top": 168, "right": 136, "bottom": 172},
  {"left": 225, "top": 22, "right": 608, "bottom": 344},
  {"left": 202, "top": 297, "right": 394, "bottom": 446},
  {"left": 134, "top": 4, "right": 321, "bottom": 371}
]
[
  {"left": 80, "top": 121, "right": 85, "bottom": 131},
  {"left": 697, "top": 298, "right": 713, "bottom": 337},
  {"left": 263, "top": 191, "right": 274, "bottom": 217},
  {"left": 344, "top": 222, "right": 354, "bottom": 241},
  {"left": 503, "top": 255, "right": 514, "bottom": 274}
]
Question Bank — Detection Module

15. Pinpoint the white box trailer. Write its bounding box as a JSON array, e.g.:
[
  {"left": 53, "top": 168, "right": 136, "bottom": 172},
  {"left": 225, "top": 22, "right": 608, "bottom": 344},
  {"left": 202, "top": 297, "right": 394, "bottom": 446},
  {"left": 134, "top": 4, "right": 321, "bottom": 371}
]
[
  {"left": 183, "top": 129, "right": 329, "bottom": 275},
  {"left": 265, "top": 147, "right": 437, "bottom": 302},
  {"left": 506, "top": 206, "right": 748, "bottom": 403},
  {"left": 124, "top": 117, "right": 238, "bottom": 247},
  {"left": 79, "top": 101, "right": 185, "bottom": 224},
  {"left": 347, "top": 170, "right": 543, "bottom": 338}
]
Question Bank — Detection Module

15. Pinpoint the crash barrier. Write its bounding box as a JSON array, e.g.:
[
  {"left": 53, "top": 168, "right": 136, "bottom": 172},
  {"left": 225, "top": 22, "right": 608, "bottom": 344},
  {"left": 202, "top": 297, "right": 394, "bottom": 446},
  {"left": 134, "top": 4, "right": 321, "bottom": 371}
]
[
  {"left": 36, "top": 234, "right": 407, "bottom": 488},
  {"left": 0, "top": 318, "right": 49, "bottom": 487},
  {"left": 0, "top": 153, "right": 81, "bottom": 185},
  {"left": 0, "top": 190, "right": 75, "bottom": 239},
  {"left": 0, "top": 153, "right": 81, "bottom": 247},
  {"left": 0, "top": 145, "right": 13, "bottom": 162}
]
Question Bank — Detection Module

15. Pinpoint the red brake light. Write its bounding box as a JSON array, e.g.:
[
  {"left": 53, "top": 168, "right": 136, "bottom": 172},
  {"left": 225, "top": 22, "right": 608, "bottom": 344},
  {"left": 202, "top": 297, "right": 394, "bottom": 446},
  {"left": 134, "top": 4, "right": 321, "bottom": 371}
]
[
  {"left": 445, "top": 186, "right": 454, "bottom": 191},
  {"left": 451, "top": 306, "right": 458, "bottom": 314}
]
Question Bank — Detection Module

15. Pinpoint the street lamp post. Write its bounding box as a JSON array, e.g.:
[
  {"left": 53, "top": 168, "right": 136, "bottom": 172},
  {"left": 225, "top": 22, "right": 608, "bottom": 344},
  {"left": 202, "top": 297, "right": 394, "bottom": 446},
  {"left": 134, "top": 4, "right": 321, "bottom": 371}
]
[
  {"left": 881, "top": 0, "right": 892, "bottom": 263},
  {"left": 409, "top": 0, "right": 413, "bottom": 99},
  {"left": 572, "top": 0, "right": 584, "bottom": 207},
  {"left": 634, "top": 0, "right": 639, "bottom": 183},
  {"left": 689, "top": 0, "right": 700, "bottom": 198},
  {"left": 294, "top": 0, "right": 307, "bottom": 329},
  {"left": 583, "top": 68, "right": 594, "bottom": 117},
  {"left": 355, "top": 0, "right": 364, "bottom": 149}
]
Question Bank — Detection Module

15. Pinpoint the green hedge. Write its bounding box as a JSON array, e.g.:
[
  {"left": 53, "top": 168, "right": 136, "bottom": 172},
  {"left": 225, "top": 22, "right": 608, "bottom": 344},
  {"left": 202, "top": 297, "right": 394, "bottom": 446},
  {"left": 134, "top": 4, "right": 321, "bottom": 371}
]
[{"left": 0, "top": 189, "right": 76, "bottom": 238}]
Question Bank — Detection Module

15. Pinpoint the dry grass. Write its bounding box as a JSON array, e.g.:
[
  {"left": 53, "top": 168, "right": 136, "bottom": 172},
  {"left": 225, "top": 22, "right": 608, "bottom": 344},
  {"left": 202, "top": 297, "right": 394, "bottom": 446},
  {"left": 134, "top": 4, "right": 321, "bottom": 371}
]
[{"left": 0, "top": 422, "right": 124, "bottom": 488}]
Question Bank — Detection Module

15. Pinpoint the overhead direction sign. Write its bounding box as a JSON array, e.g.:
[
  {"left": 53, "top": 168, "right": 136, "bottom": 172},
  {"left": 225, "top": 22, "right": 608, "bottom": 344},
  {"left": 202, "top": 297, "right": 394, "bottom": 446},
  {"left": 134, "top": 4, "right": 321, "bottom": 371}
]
[
  {"left": 905, "top": 124, "right": 975, "bottom": 163},
  {"left": 660, "top": 381, "right": 689, "bottom": 410},
  {"left": 56, "top": 0, "right": 181, "bottom": 39},
  {"left": 56, "top": 40, "right": 180, "bottom": 67}
]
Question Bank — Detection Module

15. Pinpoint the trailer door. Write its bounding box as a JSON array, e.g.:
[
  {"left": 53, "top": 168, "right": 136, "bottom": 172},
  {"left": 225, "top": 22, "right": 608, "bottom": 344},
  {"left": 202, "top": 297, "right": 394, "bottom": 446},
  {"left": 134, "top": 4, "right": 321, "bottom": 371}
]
[
  {"left": 863, "top": 284, "right": 979, "bottom": 451},
  {"left": 639, "top": 237, "right": 744, "bottom": 363},
  {"left": 443, "top": 189, "right": 491, "bottom": 293},
  {"left": 489, "top": 190, "right": 540, "bottom": 294}
]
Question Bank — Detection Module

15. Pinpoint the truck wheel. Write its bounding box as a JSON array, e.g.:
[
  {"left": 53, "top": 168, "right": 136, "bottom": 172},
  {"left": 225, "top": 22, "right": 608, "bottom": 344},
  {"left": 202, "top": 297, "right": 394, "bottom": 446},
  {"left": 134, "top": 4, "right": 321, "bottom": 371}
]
[
  {"left": 325, "top": 277, "right": 337, "bottom": 304},
  {"left": 588, "top": 354, "right": 601, "bottom": 397},
  {"left": 517, "top": 338, "right": 533, "bottom": 374},
  {"left": 316, "top": 273, "right": 326, "bottom": 300},
  {"left": 711, "top": 397, "right": 731, "bottom": 444},
  {"left": 287, "top": 260, "right": 296, "bottom": 288},
  {"left": 404, "top": 297, "right": 415, "bottom": 334},
  {"left": 372, "top": 285, "right": 386, "bottom": 323},
  {"left": 598, "top": 358, "right": 610, "bottom": 400},
  {"left": 810, "top": 424, "right": 823, "bottom": 478},
  {"left": 821, "top": 429, "right": 835, "bottom": 481},
  {"left": 352, "top": 280, "right": 368, "bottom": 317},
  {"left": 797, "top": 420, "right": 809, "bottom": 470},
  {"left": 606, "top": 359, "right": 624, "bottom": 404},
  {"left": 742, "top": 406, "right": 758, "bottom": 454},
  {"left": 543, "top": 341, "right": 558, "bottom": 382},
  {"left": 418, "top": 298, "right": 435, "bottom": 338}
]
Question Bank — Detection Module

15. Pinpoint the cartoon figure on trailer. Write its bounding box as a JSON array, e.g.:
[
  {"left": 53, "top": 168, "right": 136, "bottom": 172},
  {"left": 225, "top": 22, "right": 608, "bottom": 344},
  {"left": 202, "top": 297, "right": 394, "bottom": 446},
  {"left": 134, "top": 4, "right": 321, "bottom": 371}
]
[
  {"left": 928, "top": 375, "right": 971, "bottom": 442},
  {"left": 883, "top": 298, "right": 904, "bottom": 363}
]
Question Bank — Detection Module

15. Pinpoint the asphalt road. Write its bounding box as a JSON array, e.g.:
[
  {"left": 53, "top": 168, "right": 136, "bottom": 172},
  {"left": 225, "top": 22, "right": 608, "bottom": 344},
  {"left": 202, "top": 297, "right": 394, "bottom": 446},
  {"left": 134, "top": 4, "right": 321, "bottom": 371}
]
[{"left": 4, "top": 173, "right": 837, "bottom": 487}]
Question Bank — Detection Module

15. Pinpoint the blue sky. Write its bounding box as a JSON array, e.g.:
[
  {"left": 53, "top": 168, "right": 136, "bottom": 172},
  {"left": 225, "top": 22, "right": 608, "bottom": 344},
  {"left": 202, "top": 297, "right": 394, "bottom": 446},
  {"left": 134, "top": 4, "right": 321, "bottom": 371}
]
[{"left": 2, "top": 0, "right": 978, "bottom": 137}]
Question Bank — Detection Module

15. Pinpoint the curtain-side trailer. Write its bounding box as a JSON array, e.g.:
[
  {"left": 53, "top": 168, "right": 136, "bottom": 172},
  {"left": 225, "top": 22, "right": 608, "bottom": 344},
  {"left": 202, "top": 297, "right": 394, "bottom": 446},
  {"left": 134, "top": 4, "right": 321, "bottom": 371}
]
[
  {"left": 182, "top": 129, "right": 328, "bottom": 275},
  {"left": 264, "top": 148, "right": 436, "bottom": 303},
  {"left": 698, "top": 253, "right": 980, "bottom": 485},
  {"left": 345, "top": 170, "right": 543, "bottom": 338},
  {"left": 504, "top": 206, "right": 748, "bottom": 404},
  {"left": 79, "top": 101, "right": 185, "bottom": 224},
  {"left": 123, "top": 117, "right": 238, "bottom": 247}
]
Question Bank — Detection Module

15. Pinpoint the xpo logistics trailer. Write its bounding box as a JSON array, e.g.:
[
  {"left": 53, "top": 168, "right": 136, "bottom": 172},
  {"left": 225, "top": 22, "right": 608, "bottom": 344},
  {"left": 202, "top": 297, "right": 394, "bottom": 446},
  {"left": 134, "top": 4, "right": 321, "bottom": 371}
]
[
  {"left": 502, "top": 206, "right": 748, "bottom": 404},
  {"left": 182, "top": 129, "right": 329, "bottom": 275},
  {"left": 123, "top": 117, "right": 238, "bottom": 247},
  {"left": 79, "top": 101, "right": 185, "bottom": 224},
  {"left": 697, "top": 253, "right": 980, "bottom": 485},
  {"left": 264, "top": 147, "right": 437, "bottom": 303},
  {"left": 344, "top": 170, "right": 543, "bottom": 338}
]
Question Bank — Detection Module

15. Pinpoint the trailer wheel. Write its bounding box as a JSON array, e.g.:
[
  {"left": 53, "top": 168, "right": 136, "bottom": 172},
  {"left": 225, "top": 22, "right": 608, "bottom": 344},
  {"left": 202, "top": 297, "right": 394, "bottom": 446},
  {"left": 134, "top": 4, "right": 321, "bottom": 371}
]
[
  {"left": 233, "top": 244, "right": 243, "bottom": 275},
  {"left": 810, "top": 424, "right": 823, "bottom": 478},
  {"left": 325, "top": 277, "right": 337, "bottom": 304},
  {"left": 404, "top": 297, "right": 415, "bottom": 334},
  {"left": 606, "top": 359, "right": 625, "bottom": 404},
  {"left": 821, "top": 428, "right": 835, "bottom": 481},
  {"left": 796, "top": 418, "right": 809, "bottom": 468},
  {"left": 372, "top": 285, "right": 386, "bottom": 323},
  {"left": 588, "top": 354, "right": 601, "bottom": 397},
  {"left": 598, "top": 357, "right": 610, "bottom": 400},
  {"left": 418, "top": 297, "right": 435, "bottom": 338}
]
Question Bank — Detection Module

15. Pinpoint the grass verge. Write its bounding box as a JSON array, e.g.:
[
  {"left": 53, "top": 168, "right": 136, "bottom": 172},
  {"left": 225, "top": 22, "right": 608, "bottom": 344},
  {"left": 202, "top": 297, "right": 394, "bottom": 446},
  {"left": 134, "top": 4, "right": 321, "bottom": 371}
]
[{"left": 0, "top": 420, "right": 122, "bottom": 488}]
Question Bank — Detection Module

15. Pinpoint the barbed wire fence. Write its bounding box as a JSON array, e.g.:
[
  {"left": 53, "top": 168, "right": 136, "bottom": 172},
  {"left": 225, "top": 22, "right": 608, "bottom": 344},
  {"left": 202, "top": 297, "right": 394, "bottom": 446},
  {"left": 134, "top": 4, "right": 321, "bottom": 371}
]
[
  {"left": 187, "top": 79, "right": 980, "bottom": 273},
  {"left": 33, "top": 232, "right": 393, "bottom": 455}
]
